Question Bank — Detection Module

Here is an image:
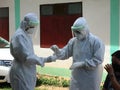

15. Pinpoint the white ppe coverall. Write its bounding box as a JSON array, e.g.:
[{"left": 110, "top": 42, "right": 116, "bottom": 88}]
[
  {"left": 51, "top": 17, "right": 105, "bottom": 90},
  {"left": 9, "top": 13, "right": 47, "bottom": 90}
]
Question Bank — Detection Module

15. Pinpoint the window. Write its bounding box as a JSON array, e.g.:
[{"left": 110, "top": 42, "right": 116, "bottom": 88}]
[
  {"left": 41, "top": 5, "right": 53, "bottom": 15},
  {"left": 68, "top": 3, "right": 82, "bottom": 15},
  {"left": 0, "top": 8, "right": 9, "bottom": 18}
]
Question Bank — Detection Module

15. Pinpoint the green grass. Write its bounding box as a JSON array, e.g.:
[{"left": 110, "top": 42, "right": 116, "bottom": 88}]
[
  {"left": 0, "top": 89, "right": 11, "bottom": 90},
  {"left": 37, "top": 66, "right": 71, "bottom": 78},
  {"left": 102, "top": 71, "right": 107, "bottom": 82}
]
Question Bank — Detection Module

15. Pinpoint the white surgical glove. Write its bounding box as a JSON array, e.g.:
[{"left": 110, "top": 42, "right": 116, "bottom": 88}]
[
  {"left": 38, "top": 57, "right": 45, "bottom": 67},
  {"left": 44, "top": 55, "right": 57, "bottom": 63},
  {"left": 50, "top": 45, "right": 61, "bottom": 54},
  {"left": 70, "top": 62, "right": 85, "bottom": 70}
]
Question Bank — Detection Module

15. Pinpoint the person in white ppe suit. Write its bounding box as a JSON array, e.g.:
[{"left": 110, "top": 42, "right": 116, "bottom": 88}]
[
  {"left": 50, "top": 17, "right": 105, "bottom": 90},
  {"left": 9, "top": 13, "right": 53, "bottom": 90}
]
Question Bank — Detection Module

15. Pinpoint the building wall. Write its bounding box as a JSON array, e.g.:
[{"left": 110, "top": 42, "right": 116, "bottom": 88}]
[{"left": 0, "top": 0, "right": 111, "bottom": 68}]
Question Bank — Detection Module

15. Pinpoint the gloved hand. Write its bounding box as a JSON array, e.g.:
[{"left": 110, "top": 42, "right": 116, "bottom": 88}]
[
  {"left": 26, "top": 55, "right": 45, "bottom": 67},
  {"left": 70, "top": 62, "right": 85, "bottom": 70},
  {"left": 50, "top": 45, "right": 61, "bottom": 54},
  {"left": 38, "top": 57, "right": 45, "bottom": 67},
  {"left": 44, "top": 55, "right": 57, "bottom": 63}
]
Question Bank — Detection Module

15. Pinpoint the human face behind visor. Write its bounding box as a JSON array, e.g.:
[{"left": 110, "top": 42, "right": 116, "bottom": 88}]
[
  {"left": 73, "top": 29, "right": 87, "bottom": 40},
  {"left": 26, "top": 26, "right": 38, "bottom": 38},
  {"left": 23, "top": 13, "right": 39, "bottom": 37},
  {"left": 26, "top": 26, "right": 35, "bottom": 34},
  {"left": 71, "top": 17, "right": 88, "bottom": 40}
]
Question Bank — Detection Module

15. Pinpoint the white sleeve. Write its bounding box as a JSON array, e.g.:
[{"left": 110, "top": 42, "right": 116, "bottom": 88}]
[{"left": 84, "top": 39, "right": 105, "bottom": 69}]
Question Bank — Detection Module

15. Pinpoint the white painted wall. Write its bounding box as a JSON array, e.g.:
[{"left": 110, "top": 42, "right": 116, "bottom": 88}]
[{"left": 83, "top": 0, "right": 110, "bottom": 45}]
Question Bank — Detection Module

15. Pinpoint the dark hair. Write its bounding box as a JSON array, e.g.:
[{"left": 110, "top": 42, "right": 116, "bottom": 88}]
[{"left": 112, "top": 50, "right": 120, "bottom": 60}]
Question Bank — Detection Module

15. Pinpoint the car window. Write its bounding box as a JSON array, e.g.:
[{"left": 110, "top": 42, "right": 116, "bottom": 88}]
[{"left": 0, "top": 37, "right": 10, "bottom": 48}]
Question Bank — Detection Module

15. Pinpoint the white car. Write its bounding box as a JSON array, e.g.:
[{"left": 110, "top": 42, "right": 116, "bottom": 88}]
[{"left": 0, "top": 37, "right": 13, "bottom": 83}]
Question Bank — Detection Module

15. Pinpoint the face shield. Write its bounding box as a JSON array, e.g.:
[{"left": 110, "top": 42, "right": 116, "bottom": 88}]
[
  {"left": 73, "top": 30, "right": 87, "bottom": 40},
  {"left": 71, "top": 24, "right": 87, "bottom": 40},
  {"left": 22, "top": 13, "right": 39, "bottom": 38},
  {"left": 71, "top": 17, "right": 88, "bottom": 40}
]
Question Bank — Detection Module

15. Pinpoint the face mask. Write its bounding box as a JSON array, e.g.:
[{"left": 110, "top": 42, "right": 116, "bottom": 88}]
[
  {"left": 26, "top": 28, "right": 35, "bottom": 34},
  {"left": 112, "top": 63, "right": 120, "bottom": 72},
  {"left": 74, "top": 30, "right": 87, "bottom": 40}
]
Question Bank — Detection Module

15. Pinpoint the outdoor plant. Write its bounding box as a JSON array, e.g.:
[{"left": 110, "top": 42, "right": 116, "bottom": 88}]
[{"left": 36, "top": 74, "right": 70, "bottom": 87}]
